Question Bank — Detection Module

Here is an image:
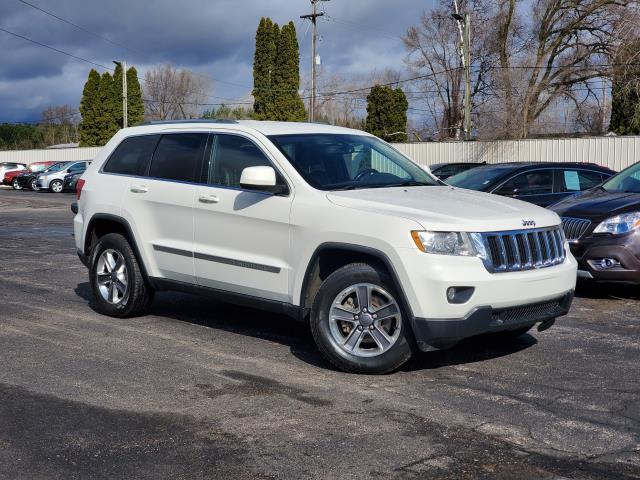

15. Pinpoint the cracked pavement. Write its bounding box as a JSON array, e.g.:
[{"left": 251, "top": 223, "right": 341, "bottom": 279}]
[{"left": 0, "top": 188, "right": 639, "bottom": 479}]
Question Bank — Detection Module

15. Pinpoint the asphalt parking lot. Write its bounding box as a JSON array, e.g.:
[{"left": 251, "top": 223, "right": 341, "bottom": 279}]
[{"left": 0, "top": 187, "right": 639, "bottom": 480}]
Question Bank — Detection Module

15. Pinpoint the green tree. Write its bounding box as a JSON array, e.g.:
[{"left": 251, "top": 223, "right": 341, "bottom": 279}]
[
  {"left": 201, "top": 104, "right": 254, "bottom": 120},
  {"left": 610, "top": 38, "right": 640, "bottom": 135},
  {"left": 111, "top": 63, "right": 125, "bottom": 130},
  {"left": 364, "top": 85, "right": 409, "bottom": 142},
  {"left": 253, "top": 17, "right": 280, "bottom": 119},
  {"left": 79, "top": 69, "right": 101, "bottom": 146},
  {"left": 126, "top": 66, "right": 145, "bottom": 126},
  {"left": 272, "top": 21, "right": 306, "bottom": 121},
  {"left": 96, "top": 71, "right": 119, "bottom": 145}
]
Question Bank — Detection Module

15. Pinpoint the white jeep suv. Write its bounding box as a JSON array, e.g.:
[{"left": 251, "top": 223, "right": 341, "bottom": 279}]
[{"left": 72, "top": 120, "right": 577, "bottom": 373}]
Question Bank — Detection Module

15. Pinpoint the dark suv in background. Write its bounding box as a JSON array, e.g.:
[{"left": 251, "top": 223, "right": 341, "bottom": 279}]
[
  {"left": 550, "top": 162, "right": 640, "bottom": 284},
  {"left": 447, "top": 162, "right": 616, "bottom": 207}
]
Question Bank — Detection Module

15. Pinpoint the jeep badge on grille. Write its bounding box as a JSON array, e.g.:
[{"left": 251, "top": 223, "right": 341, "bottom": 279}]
[{"left": 522, "top": 219, "right": 536, "bottom": 227}]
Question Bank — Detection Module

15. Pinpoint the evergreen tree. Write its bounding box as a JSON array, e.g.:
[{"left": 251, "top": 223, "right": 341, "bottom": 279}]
[
  {"left": 610, "top": 38, "right": 640, "bottom": 135},
  {"left": 95, "top": 72, "right": 119, "bottom": 145},
  {"left": 126, "top": 66, "right": 145, "bottom": 126},
  {"left": 253, "top": 17, "right": 279, "bottom": 119},
  {"left": 111, "top": 63, "right": 125, "bottom": 129},
  {"left": 272, "top": 21, "right": 306, "bottom": 121},
  {"left": 364, "top": 85, "right": 409, "bottom": 142},
  {"left": 79, "top": 69, "right": 101, "bottom": 146}
]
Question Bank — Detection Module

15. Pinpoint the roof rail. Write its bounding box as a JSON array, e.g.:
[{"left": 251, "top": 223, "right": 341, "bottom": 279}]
[{"left": 140, "top": 119, "right": 240, "bottom": 126}]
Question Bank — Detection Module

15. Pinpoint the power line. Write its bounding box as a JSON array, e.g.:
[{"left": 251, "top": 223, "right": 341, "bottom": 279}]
[{"left": 15, "top": 0, "right": 144, "bottom": 56}]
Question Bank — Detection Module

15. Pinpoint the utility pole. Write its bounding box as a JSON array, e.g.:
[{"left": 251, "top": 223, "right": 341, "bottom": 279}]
[
  {"left": 113, "top": 60, "right": 128, "bottom": 128},
  {"left": 463, "top": 14, "right": 471, "bottom": 140},
  {"left": 301, "top": 0, "right": 329, "bottom": 122},
  {"left": 452, "top": 5, "right": 472, "bottom": 140}
]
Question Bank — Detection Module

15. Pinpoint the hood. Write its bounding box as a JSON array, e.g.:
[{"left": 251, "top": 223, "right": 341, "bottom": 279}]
[
  {"left": 550, "top": 188, "right": 640, "bottom": 220},
  {"left": 327, "top": 186, "right": 560, "bottom": 232}
]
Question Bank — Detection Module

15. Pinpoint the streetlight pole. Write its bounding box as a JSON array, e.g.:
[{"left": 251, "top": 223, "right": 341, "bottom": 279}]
[{"left": 113, "top": 60, "right": 128, "bottom": 128}]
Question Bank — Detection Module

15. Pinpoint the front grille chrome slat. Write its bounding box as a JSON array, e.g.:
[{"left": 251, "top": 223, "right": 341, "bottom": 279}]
[
  {"left": 480, "top": 226, "right": 566, "bottom": 274},
  {"left": 560, "top": 217, "right": 591, "bottom": 241}
]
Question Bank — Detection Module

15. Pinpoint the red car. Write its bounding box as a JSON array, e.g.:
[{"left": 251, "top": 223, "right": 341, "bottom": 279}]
[{"left": 3, "top": 161, "right": 58, "bottom": 190}]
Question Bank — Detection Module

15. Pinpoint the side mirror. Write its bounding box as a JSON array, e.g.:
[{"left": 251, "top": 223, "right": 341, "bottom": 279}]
[{"left": 240, "top": 166, "right": 284, "bottom": 194}]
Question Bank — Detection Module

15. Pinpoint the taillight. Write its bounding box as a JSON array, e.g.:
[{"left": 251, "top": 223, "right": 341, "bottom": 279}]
[{"left": 76, "top": 178, "right": 86, "bottom": 200}]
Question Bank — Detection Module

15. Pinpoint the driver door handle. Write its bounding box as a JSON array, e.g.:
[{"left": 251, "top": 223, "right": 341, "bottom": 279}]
[
  {"left": 198, "top": 194, "right": 220, "bottom": 204},
  {"left": 130, "top": 185, "right": 148, "bottom": 193}
]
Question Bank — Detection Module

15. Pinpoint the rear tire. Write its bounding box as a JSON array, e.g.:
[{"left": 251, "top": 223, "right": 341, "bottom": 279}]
[
  {"left": 11, "top": 179, "right": 22, "bottom": 190},
  {"left": 49, "top": 179, "right": 63, "bottom": 193},
  {"left": 310, "top": 263, "right": 414, "bottom": 374},
  {"left": 89, "top": 233, "right": 154, "bottom": 318}
]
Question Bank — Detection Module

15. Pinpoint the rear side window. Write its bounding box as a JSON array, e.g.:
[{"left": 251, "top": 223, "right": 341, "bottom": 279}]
[
  {"left": 561, "top": 169, "right": 603, "bottom": 191},
  {"left": 103, "top": 135, "right": 160, "bottom": 176},
  {"left": 149, "top": 133, "right": 207, "bottom": 183}
]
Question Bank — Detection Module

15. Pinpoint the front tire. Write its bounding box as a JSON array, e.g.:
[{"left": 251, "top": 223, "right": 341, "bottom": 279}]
[
  {"left": 310, "top": 263, "right": 414, "bottom": 374},
  {"left": 49, "top": 179, "right": 63, "bottom": 193},
  {"left": 29, "top": 178, "right": 38, "bottom": 191},
  {"left": 89, "top": 233, "right": 154, "bottom": 318},
  {"left": 11, "top": 178, "right": 22, "bottom": 190}
]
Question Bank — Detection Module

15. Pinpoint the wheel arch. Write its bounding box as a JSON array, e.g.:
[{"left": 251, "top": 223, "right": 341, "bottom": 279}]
[
  {"left": 299, "top": 242, "right": 414, "bottom": 321},
  {"left": 84, "top": 213, "right": 149, "bottom": 280}
]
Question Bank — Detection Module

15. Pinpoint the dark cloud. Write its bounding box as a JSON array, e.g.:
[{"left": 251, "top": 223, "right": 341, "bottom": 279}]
[{"left": 0, "top": 0, "right": 435, "bottom": 122}]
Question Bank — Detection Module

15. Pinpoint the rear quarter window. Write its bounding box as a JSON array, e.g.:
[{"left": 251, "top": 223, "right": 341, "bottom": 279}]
[{"left": 103, "top": 135, "right": 160, "bottom": 176}]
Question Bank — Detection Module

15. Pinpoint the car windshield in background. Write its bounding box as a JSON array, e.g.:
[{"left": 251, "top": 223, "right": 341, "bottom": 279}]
[
  {"left": 601, "top": 162, "right": 640, "bottom": 193},
  {"left": 447, "top": 166, "right": 515, "bottom": 190},
  {"left": 268, "top": 134, "right": 437, "bottom": 191}
]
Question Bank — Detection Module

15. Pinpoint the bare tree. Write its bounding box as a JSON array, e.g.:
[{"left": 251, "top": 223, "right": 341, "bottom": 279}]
[
  {"left": 143, "top": 64, "right": 213, "bottom": 120},
  {"left": 40, "top": 105, "right": 79, "bottom": 146},
  {"left": 403, "top": 1, "right": 493, "bottom": 140},
  {"left": 490, "top": 0, "right": 626, "bottom": 138}
]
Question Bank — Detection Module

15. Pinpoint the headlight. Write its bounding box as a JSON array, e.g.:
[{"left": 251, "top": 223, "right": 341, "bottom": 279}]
[
  {"left": 593, "top": 212, "right": 640, "bottom": 235},
  {"left": 411, "top": 231, "right": 481, "bottom": 256}
]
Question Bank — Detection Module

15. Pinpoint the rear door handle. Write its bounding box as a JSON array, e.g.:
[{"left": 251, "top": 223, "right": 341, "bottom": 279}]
[
  {"left": 198, "top": 194, "right": 220, "bottom": 204},
  {"left": 130, "top": 185, "right": 148, "bottom": 193}
]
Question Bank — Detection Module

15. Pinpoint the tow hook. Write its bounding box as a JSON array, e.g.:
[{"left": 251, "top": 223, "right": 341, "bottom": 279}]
[{"left": 537, "top": 318, "right": 556, "bottom": 332}]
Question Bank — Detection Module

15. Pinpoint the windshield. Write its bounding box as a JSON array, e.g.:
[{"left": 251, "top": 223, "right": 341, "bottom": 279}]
[
  {"left": 601, "top": 162, "right": 640, "bottom": 193},
  {"left": 268, "top": 134, "right": 437, "bottom": 190},
  {"left": 447, "top": 166, "right": 515, "bottom": 190}
]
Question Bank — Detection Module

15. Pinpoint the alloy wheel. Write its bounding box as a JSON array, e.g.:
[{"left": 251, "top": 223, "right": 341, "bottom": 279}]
[
  {"left": 328, "top": 283, "right": 402, "bottom": 357},
  {"left": 96, "top": 249, "right": 129, "bottom": 305}
]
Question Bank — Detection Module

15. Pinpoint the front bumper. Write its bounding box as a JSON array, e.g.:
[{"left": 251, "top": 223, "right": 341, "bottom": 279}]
[
  {"left": 411, "top": 291, "right": 573, "bottom": 351},
  {"left": 569, "top": 231, "right": 640, "bottom": 284}
]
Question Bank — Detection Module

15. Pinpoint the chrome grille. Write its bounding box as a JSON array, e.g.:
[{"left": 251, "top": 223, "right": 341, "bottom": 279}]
[
  {"left": 560, "top": 217, "right": 591, "bottom": 241},
  {"left": 481, "top": 226, "right": 565, "bottom": 273}
]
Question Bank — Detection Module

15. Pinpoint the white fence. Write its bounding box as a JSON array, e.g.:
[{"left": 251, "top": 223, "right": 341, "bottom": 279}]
[
  {"left": 1, "top": 136, "right": 639, "bottom": 173},
  {"left": 0, "top": 146, "right": 102, "bottom": 165},
  {"left": 393, "top": 136, "right": 640, "bottom": 172}
]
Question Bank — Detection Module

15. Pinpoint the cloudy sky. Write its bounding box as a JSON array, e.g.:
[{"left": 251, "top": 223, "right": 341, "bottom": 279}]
[{"left": 0, "top": 0, "right": 438, "bottom": 123}]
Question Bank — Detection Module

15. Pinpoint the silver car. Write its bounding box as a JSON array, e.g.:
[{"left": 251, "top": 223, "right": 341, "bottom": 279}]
[{"left": 37, "top": 161, "right": 90, "bottom": 193}]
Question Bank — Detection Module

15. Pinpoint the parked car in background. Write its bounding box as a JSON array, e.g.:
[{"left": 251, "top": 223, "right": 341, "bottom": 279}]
[
  {"left": 429, "top": 162, "right": 486, "bottom": 181},
  {"left": 3, "top": 161, "right": 58, "bottom": 190},
  {"left": 447, "top": 162, "right": 616, "bottom": 207},
  {"left": 16, "top": 162, "right": 70, "bottom": 191},
  {"left": 0, "top": 162, "right": 26, "bottom": 179},
  {"left": 550, "top": 162, "right": 640, "bottom": 284},
  {"left": 63, "top": 171, "right": 83, "bottom": 192},
  {"left": 37, "top": 160, "right": 90, "bottom": 193}
]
